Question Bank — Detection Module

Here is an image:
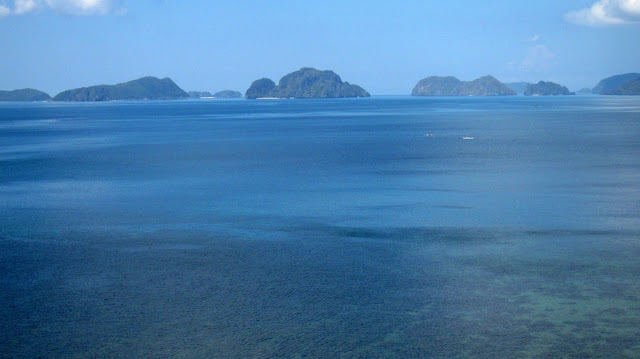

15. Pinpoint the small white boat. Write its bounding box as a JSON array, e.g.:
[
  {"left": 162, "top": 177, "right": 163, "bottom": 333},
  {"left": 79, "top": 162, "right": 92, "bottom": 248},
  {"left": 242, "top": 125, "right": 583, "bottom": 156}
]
[{"left": 462, "top": 136, "right": 474, "bottom": 140}]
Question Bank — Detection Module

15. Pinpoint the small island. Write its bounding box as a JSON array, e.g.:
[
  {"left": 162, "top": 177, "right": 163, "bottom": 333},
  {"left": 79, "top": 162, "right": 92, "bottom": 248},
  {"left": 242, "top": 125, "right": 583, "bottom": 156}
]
[
  {"left": 245, "top": 68, "right": 370, "bottom": 99},
  {"left": 0, "top": 88, "right": 51, "bottom": 102},
  {"left": 412, "top": 75, "right": 515, "bottom": 96},
  {"left": 214, "top": 90, "right": 242, "bottom": 98},
  {"left": 576, "top": 88, "right": 592, "bottom": 94},
  {"left": 592, "top": 73, "right": 640, "bottom": 95},
  {"left": 53, "top": 77, "right": 189, "bottom": 102},
  {"left": 524, "top": 81, "right": 574, "bottom": 96},
  {"left": 189, "top": 91, "right": 214, "bottom": 98}
]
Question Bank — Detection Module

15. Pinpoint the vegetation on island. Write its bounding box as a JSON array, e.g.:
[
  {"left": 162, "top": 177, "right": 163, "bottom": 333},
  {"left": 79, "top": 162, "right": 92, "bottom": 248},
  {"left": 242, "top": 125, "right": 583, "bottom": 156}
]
[
  {"left": 412, "top": 75, "right": 515, "bottom": 96},
  {"left": 0, "top": 88, "right": 51, "bottom": 101},
  {"left": 592, "top": 73, "right": 640, "bottom": 95},
  {"left": 213, "top": 90, "right": 242, "bottom": 98},
  {"left": 245, "top": 68, "right": 370, "bottom": 99},
  {"left": 524, "top": 81, "right": 575, "bottom": 96},
  {"left": 605, "top": 77, "right": 640, "bottom": 95},
  {"left": 53, "top": 77, "right": 189, "bottom": 102}
]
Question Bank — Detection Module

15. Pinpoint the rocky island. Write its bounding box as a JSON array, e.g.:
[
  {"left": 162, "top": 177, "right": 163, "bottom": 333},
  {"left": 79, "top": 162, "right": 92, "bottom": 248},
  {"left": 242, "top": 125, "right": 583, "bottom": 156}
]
[
  {"left": 411, "top": 75, "right": 515, "bottom": 96},
  {"left": 592, "top": 73, "right": 640, "bottom": 95},
  {"left": 245, "top": 68, "right": 370, "bottom": 99},
  {"left": 53, "top": 77, "right": 189, "bottom": 102},
  {"left": 0, "top": 88, "right": 51, "bottom": 102},
  {"left": 524, "top": 81, "right": 574, "bottom": 96}
]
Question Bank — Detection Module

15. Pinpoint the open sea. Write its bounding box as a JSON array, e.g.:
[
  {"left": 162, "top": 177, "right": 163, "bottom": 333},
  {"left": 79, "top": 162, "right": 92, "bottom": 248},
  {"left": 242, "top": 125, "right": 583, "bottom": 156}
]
[{"left": 1, "top": 96, "right": 640, "bottom": 358}]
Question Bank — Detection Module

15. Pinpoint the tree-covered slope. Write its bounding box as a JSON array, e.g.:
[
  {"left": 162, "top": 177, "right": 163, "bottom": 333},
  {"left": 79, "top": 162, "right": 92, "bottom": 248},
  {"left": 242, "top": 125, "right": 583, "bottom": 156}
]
[
  {"left": 0, "top": 88, "right": 51, "bottom": 101},
  {"left": 53, "top": 77, "right": 189, "bottom": 102}
]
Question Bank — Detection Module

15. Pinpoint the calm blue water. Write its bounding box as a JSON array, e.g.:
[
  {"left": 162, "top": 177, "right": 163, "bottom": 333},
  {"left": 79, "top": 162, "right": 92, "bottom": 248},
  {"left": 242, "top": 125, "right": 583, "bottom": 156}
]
[{"left": 1, "top": 96, "right": 640, "bottom": 358}]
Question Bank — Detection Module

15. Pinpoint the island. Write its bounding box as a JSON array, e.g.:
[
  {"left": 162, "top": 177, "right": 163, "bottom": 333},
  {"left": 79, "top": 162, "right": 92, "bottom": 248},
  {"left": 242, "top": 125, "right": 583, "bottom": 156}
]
[
  {"left": 189, "top": 91, "right": 214, "bottom": 98},
  {"left": 576, "top": 88, "right": 592, "bottom": 94},
  {"left": 605, "top": 77, "right": 640, "bottom": 95},
  {"left": 213, "top": 90, "right": 242, "bottom": 98},
  {"left": 53, "top": 77, "right": 189, "bottom": 102},
  {"left": 524, "top": 81, "right": 575, "bottom": 96},
  {"left": 0, "top": 88, "right": 51, "bottom": 102},
  {"left": 506, "top": 82, "right": 531, "bottom": 94},
  {"left": 245, "top": 68, "right": 370, "bottom": 99},
  {"left": 411, "top": 75, "right": 516, "bottom": 96},
  {"left": 592, "top": 73, "right": 640, "bottom": 95}
]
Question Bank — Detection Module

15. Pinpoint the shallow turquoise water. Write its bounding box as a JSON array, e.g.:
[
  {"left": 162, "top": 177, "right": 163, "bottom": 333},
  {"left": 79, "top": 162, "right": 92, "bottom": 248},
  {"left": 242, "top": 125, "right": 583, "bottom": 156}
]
[{"left": 1, "top": 96, "right": 640, "bottom": 358}]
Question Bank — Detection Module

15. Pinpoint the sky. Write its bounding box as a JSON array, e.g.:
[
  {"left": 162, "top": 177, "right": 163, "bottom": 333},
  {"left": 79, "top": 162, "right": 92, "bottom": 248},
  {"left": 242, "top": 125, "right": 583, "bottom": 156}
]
[{"left": 1, "top": 0, "right": 639, "bottom": 95}]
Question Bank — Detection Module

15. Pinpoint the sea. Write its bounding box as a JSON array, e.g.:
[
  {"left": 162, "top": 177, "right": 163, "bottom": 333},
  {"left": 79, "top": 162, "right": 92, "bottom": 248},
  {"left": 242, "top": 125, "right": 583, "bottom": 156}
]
[{"left": 1, "top": 96, "right": 639, "bottom": 358}]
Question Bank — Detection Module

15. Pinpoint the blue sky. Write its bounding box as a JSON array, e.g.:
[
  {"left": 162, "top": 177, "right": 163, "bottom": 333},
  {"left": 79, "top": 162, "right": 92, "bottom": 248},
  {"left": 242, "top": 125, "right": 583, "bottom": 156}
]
[{"left": 1, "top": 0, "right": 639, "bottom": 95}]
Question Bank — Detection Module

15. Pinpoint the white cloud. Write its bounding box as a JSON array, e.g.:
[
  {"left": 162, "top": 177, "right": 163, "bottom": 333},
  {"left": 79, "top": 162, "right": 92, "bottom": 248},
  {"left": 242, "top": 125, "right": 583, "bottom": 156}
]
[
  {"left": 0, "top": 0, "right": 125, "bottom": 17},
  {"left": 519, "top": 45, "right": 556, "bottom": 72},
  {"left": 14, "top": 0, "right": 39, "bottom": 14},
  {"left": 565, "top": 0, "right": 640, "bottom": 26},
  {"left": 528, "top": 34, "right": 540, "bottom": 42},
  {"left": 45, "top": 0, "right": 113, "bottom": 15},
  {"left": 0, "top": 4, "right": 10, "bottom": 17}
]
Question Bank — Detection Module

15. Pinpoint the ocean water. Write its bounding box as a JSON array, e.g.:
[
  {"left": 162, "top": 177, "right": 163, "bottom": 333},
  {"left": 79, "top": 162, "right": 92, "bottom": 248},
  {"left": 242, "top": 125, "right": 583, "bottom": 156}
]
[{"left": 1, "top": 96, "right": 639, "bottom": 358}]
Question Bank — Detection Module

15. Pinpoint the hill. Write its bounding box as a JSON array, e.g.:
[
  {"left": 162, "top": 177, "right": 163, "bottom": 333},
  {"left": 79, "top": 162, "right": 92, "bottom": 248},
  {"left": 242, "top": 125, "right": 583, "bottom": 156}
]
[
  {"left": 245, "top": 68, "right": 370, "bottom": 99},
  {"left": 53, "top": 77, "right": 189, "bottom": 102},
  {"left": 214, "top": 90, "right": 242, "bottom": 98},
  {"left": 592, "top": 73, "right": 640, "bottom": 94},
  {"left": 0, "top": 88, "right": 51, "bottom": 101},
  {"left": 524, "top": 81, "right": 575, "bottom": 96},
  {"left": 412, "top": 75, "right": 515, "bottom": 96},
  {"left": 606, "top": 77, "right": 640, "bottom": 95}
]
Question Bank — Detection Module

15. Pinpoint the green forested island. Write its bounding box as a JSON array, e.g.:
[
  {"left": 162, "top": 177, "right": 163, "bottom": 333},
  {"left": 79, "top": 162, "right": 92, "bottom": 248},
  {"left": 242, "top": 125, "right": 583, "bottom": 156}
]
[
  {"left": 592, "top": 73, "right": 640, "bottom": 95},
  {"left": 53, "top": 77, "right": 189, "bottom": 102},
  {"left": 412, "top": 75, "right": 515, "bottom": 96},
  {"left": 606, "top": 77, "right": 640, "bottom": 95},
  {"left": 524, "top": 81, "right": 574, "bottom": 96},
  {"left": 0, "top": 88, "right": 51, "bottom": 102},
  {"left": 214, "top": 90, "right": 242, "bottom": 98},
  {"left": 245, "top": 68, "right": 370, "bottom": 99}
]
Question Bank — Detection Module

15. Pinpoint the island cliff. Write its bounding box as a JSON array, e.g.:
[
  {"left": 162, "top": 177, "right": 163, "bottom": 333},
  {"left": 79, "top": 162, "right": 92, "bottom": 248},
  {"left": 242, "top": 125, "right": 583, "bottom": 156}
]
[
  {"left": 412, "top": 75, "right": 515, "bottom": 96},
  {"left": 245, "top": 68, "right": 370, "bottom": 99},
  {"left": 53, "top": 77, "right": 189, "bottom": 102}
]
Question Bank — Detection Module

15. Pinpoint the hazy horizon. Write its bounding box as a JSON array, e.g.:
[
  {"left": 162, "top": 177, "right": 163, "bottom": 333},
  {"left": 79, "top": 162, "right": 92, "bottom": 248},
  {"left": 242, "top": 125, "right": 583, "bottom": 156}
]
[{"left": 1, "top": 0, "right": 639, "bottom": 95}]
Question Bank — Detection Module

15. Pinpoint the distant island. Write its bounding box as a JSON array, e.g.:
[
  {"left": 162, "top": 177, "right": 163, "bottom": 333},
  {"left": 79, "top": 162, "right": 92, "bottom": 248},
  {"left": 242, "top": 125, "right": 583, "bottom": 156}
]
[
  {"left": 506, "top": 82, "right": 531, "bottom": 94},
  {"left": 189, "top": 90, "right": 242, "bottom": 99},
  {"left": 592, "top": 73, "right": 640, "bottom": 95},
  {"left": 524, "top": 81, "right": 574, "bottom": 96},
  {"left": 53, "top": 77, "right": 189, "bottom": 102},
  {"left": 214, "top": 90, "right": 242, "bottom": 98},
  {"left": 576, "top": 88, "right": 592, "bottom": 94},
  {"left": 189, "top": 91, "right": 214, "bottom": 98},
  {"left": 412, "top": 75, "right": 515, "bottom": 96},
  {"left": 245, "top": 67, "right": 370, "bottom": 99},
  {"left": 0, "top": 88, "right": 51, "bottom": 102}
]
